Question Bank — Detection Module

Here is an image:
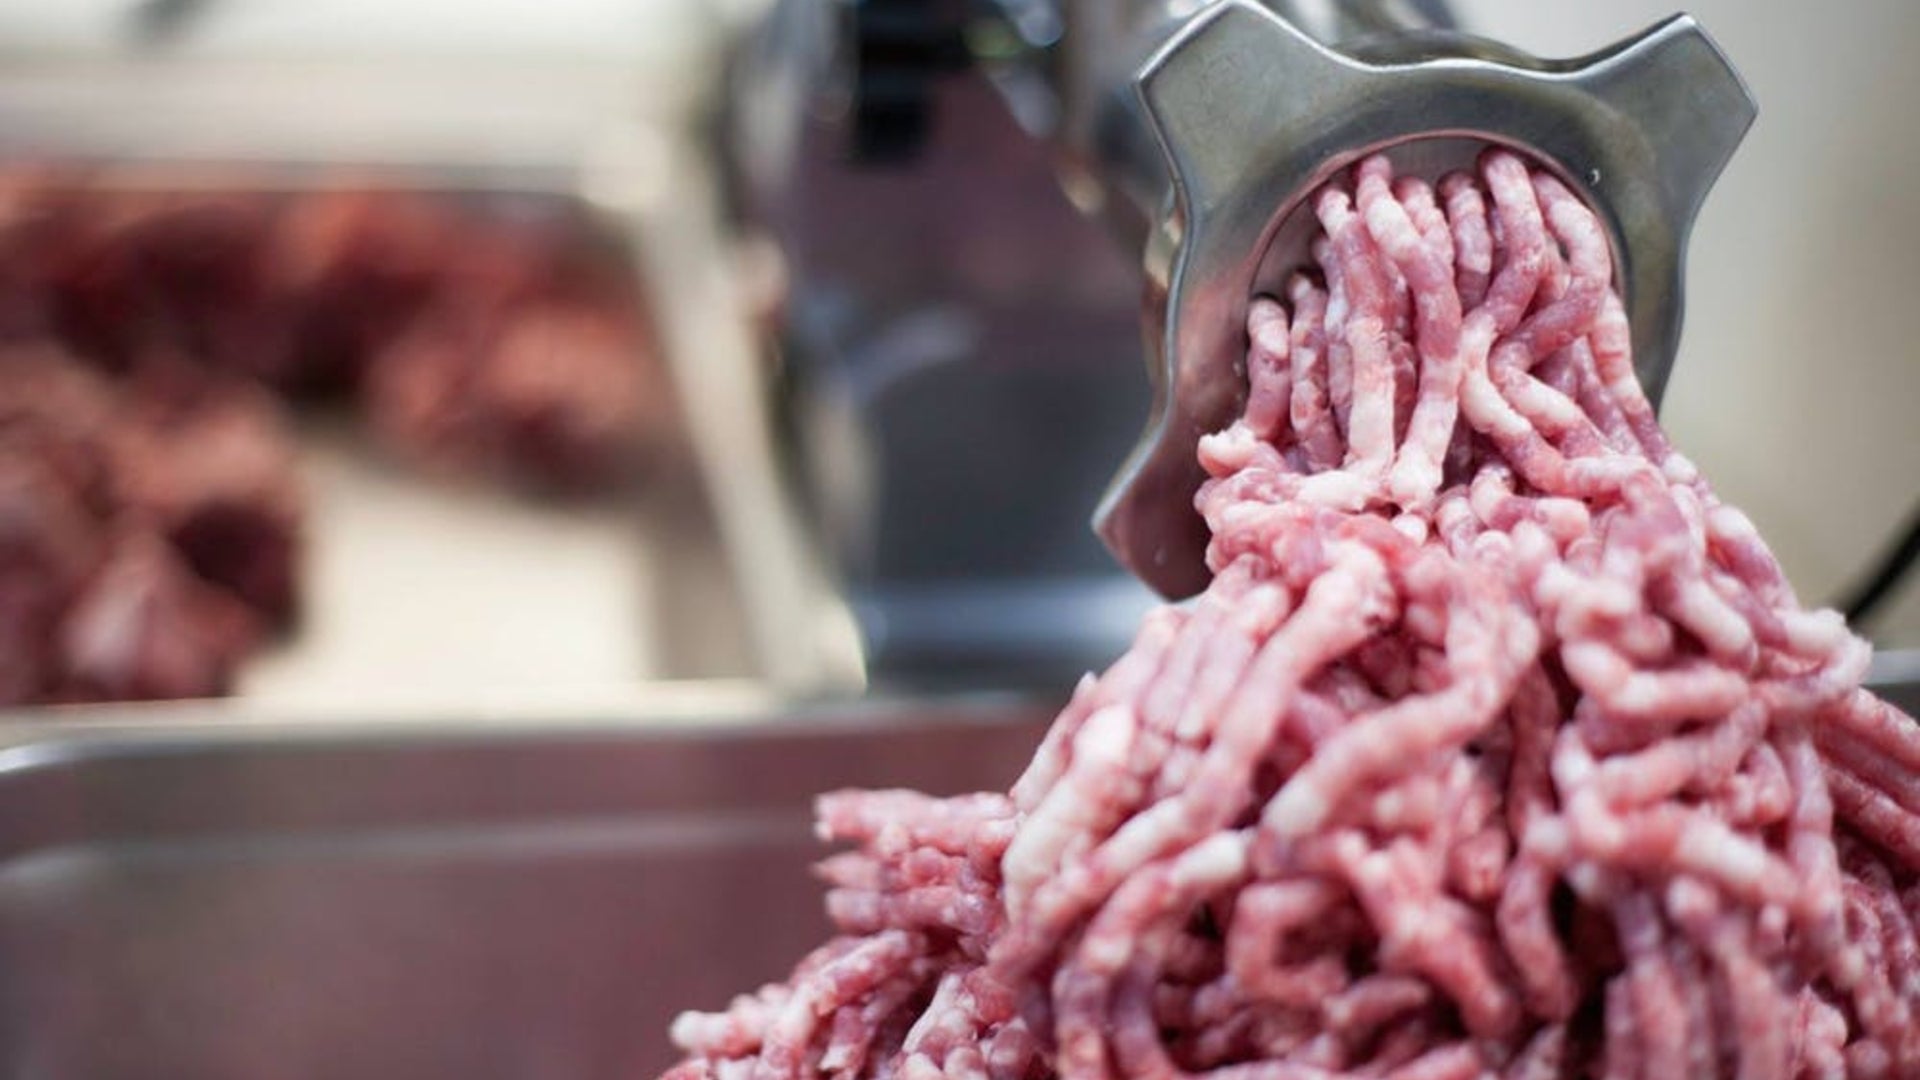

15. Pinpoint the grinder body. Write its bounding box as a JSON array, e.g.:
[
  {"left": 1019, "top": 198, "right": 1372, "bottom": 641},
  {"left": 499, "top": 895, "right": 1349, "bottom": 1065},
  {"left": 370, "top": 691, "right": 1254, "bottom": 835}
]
[{"left": 723, "top": 0, "right": 1753, "bottom": 672}]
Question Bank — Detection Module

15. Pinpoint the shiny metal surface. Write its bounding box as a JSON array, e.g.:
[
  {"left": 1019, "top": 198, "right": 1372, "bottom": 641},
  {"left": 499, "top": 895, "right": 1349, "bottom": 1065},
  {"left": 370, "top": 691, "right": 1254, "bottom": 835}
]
[
  {"left": 1034, "top": 0, "right": 1448, "bottom": 253},
  {"left": 722, "top": 14, "right": 1165, "bottom": 687},
  {"left": 1063, "top": 1, "right": 1754, "bottom": 598},
  {"left": 0, "top": 696, "right": 1051, "bottom": 1079},
  {"left": 1, "top": 663, "right": 1915, "bottom": 1078},
  {"left": 717, "top": 0, "right": 1472, "bottom": 684}
]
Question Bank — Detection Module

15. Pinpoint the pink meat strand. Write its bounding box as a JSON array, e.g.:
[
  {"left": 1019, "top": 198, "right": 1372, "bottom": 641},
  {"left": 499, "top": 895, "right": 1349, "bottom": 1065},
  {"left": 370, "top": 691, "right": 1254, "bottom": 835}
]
[{"left": 661, "top": 151, "right": 1920, "bottom": 1080}]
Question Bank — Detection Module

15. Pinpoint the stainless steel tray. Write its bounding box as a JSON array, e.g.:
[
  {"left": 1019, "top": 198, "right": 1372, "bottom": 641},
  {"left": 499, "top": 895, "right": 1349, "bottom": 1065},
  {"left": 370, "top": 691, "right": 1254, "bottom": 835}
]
[
  {"left": 0, "top": 695, "right": 1051, "bottom": 1079},
  {"left": 3, "top": 658, "right": 1915, "bottom": 1079}
]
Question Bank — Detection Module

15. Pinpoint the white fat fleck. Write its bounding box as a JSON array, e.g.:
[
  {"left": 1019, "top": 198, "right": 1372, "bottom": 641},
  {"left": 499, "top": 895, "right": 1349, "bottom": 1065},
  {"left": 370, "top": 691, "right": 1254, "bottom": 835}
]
[
  {"left": 1672, "top": 580, "right": 1754, "bottom": 659},
  {"left": 947, "top": 1047, "right": 989, "bottom": 1080},
  {"left": 1524, "top": 818, "right": 1571, "bottom": 862},
  {"left": 1387, "top": 459, "right": 1444, "bottom": 509},
  {"left": 1565, "top": 863, "right": 1614, "bottom": 903},
  {"left": 1263, "top": 783, "right": 1330, "bottom": 840},
  {"left": 1677, "top": 819, "right": 1771, "bottom": 894},
  {"left": 668, "top": 1012, "right": 724, "bottom": 1052},
  {"left": 64, "top": 580, "right": 146, "bottom": 682},
  {"left": 1001, "top": 705, "right": 1137, "bottom": 915},
  {"left": 1568, "top": 792, "right": 1627, "bottom": 855},
  {"left": 1782, "top": 609, "right": 1849, "bottom": 655},
  {"left": 1297, "top": 470, "right": 1374, "bottom": 510},
  {"left": 901, "top": 978, "right": 963, "bottom": 1055},
  {"left": 1198, "top": 426, "right": 1262, "bottom": 471},
  {"left": 899, "top": 1055, "right": 944, "bottom": 1080},
  {"left": 1560, "top": 642, "right": 1629, "bottom": 698},
  {"left": 1461, "top": 374, "right": 1531, "bottom": 439},
  {"left": 1662, "top": 876, "right": 1716, "bottom": 922},
  {"left": 1581, "top": 580, "right": 1640, "bottom": 619},
  {"left": 1706, "top": 505, "right": 1760, "bottom": 544},
  {"left": 1552, "top": 738, "right": 1597, "bottom": 789},
  {"left": 1250, "top": 308, "right": 1292, "bottom": 357},
  {"left": 1077, "top": 704, "right": 1137, "bottom": 767},
  {"left": 1080, "top": 926, "right": 1135, "bottom": 972},
  {"left": 1662, "top": 455, "right": 1700, "bottom": 484},
  {"left": 1174, "top": 832, "right": 1251, "bottom": 887}
]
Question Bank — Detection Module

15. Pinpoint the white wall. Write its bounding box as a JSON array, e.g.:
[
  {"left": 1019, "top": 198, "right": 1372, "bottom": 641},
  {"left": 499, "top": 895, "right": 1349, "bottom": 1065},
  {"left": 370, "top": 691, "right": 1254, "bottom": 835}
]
[{"left": 1454, "top": 0, "right": 1920, "bottom": 643}]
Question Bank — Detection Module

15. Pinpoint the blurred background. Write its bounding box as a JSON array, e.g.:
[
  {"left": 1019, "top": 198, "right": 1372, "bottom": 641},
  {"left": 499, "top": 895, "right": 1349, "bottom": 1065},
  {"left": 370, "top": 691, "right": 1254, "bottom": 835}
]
[
  {"left": 0, "top": 0, "right": 1912, "bottom": 718},
  {"left": 0, "top": 0, "right": 1912, "bottom": 715},
  {"left": 0, "top": 1, "right": 1912, "bottom": 1076}
]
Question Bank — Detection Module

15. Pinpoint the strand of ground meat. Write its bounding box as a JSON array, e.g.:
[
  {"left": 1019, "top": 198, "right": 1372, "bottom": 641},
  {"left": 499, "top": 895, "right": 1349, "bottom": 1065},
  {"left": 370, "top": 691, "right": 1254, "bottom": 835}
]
[{"left": 660, "top": 151, "right": 1920, "bottom": 1079}]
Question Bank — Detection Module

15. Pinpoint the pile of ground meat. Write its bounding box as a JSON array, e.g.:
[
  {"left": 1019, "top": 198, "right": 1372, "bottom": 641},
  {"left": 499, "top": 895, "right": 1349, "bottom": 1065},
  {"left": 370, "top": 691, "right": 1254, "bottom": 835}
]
[
  {"left": 0, "top": 349, "right": 289, "bottom": 703},
  {"left": 661, "top": 152, "right": 1920, "bottom": 1079},
  {"left": 12, "top": 181, "right": 667, "bottom": 491},
  {"left": 0, "top": 178, "right": 668, "bottom": 705}
]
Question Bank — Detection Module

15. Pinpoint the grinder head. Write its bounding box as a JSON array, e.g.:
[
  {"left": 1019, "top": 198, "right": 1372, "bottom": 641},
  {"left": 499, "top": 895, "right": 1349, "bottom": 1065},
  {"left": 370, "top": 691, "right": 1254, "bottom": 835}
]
[{"left": 1095, "top": 0, "right": 1756, "bottom": 599}]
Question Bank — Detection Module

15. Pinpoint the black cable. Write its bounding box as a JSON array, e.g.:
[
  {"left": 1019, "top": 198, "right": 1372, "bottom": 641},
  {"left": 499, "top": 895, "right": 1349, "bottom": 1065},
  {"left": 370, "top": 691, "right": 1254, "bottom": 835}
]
[{"left": 1835, "top": 496, "right": 1920, "bottom": 629}]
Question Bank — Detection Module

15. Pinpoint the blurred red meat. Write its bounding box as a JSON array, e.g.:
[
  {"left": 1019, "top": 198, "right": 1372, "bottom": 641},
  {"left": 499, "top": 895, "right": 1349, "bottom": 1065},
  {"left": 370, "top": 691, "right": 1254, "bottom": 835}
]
[{"left": 0, "top": 174, "right": 669, "bottom": 706}]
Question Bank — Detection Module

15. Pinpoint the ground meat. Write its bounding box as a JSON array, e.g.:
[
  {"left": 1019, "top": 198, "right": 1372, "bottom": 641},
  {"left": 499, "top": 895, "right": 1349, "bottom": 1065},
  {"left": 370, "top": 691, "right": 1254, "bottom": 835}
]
[
  {"left": 347, "top": 197, "right": 671, "bottom": 492},
  {"left": 0, "top": 349, "right": 295, "bottom": 705},
  {"left": 0, "top": 453, "right": 100, "bottom": 703},
  {"left": 108, "top": 362, "right": 304, "bottom": 624},
  {"left": 364, "top": 300, "right": 663, "bottom": 493},
  {"left": 0, "top": 172, "right": 86, "bottom": 343},
  {"left": 0, "top": 351, "right": 121, "bottom": 702},
  {"left": 53, "top": 529, "right": 260, "bottom": 703},
  {"left": 0, "top": 345, "right": 122, "bottom": 510},
  {"left": 263, "top": 188, "right": 457, "bottom": 392},
  {"left": 660, "top": 152, "right": 1920, "bottom": 1079},
  {"left": 39, "top": 189, "right": 297, "bottom": 379},
  {"left": 0, "top": 177, "right": 670, "bottom": 705},
  {"left": 6, "top": 176, "right": 665, "bottom": 494}
]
